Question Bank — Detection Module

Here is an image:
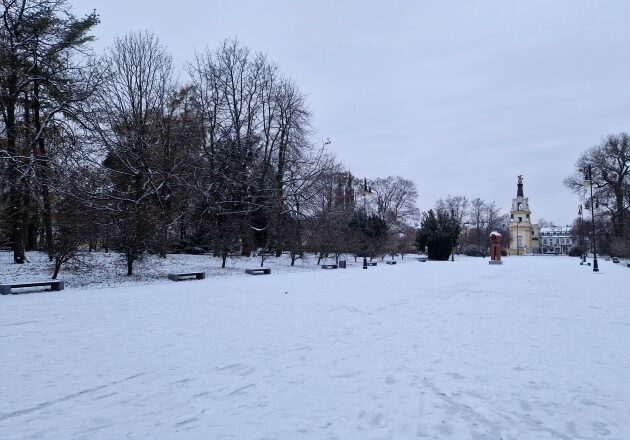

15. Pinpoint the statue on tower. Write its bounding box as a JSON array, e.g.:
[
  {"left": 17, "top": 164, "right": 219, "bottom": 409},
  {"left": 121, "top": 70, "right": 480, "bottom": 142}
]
[{"left": 517, "top": 174, "right": 524, "bottom": 197}]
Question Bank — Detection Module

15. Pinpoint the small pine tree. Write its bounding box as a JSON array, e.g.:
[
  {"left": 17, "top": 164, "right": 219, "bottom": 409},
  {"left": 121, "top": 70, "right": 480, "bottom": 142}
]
[
  {"left": 416, "top": 209, "right": 461, "bottom": 260},
  {"left": 348, "top": 211, "right": 388, "bottom": 258}
]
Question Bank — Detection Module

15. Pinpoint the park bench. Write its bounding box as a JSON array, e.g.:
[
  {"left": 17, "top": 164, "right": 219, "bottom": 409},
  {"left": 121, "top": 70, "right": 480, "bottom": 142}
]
[
  {"left": 418, "top": 257, "right": 427, "bottom": 262},
  {"left": 612, "top": 257, "right": 620, "bottom": 263},
  {"left": 321, "top": 264, "right": 338, "bottom": 269},
  {"left": 0, "top": 280, "right": 64, "bottom": 295},
  {"left": 365, "top": 262, "right": 377, "bottom": 267},
  {"left": 168, "top": 272, "right": 205, "bottom": 282},
  {"left": 245, "top": 268, "right": 271, "bottom": 275},
  {"left": 386, "top": 261, "right": 397, "bottom": 265}
]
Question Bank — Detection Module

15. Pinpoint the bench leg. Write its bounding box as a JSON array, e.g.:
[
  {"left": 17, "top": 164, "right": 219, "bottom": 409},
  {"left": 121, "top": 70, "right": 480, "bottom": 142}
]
[
  {"left": 0, "top": 286, "right": 11, "bottom": 295},
  {"left": 51, "top": 281, "right": 64, "bottom": 291}
]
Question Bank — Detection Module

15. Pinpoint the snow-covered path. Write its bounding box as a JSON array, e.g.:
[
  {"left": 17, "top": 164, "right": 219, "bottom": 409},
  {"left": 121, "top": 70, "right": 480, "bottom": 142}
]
[{"left": 2, "top": 257, "right": 629, "bottom": 439}]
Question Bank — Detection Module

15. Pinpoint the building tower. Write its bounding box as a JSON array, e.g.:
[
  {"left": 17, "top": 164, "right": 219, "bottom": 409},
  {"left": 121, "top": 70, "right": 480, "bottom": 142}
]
[{"left": 508, "top": 175, "right": 540, "bottom": 255}]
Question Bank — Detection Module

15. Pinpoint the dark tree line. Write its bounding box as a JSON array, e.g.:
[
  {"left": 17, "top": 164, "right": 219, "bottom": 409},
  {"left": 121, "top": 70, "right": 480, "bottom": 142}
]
[{"left": 1, "top": 1, "right": 420, "bottom": 277}]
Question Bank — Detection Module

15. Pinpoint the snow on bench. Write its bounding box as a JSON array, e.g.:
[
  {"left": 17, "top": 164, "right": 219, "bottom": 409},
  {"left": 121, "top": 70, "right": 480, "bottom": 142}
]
[
  {"left": 245, "top": 268, "right": 271, "bottom": 275},
  {"left": 321, "top": 264, "right": 338, "bottom": 269},
  {"left": 0, "top": 280, "right": 64, "bottom": 295},
  {"left": 365, "top": 262, "right": 377, "bottom": 267},
  {"left": 167, "top": 272, "right": 206, "bottom": 282},
  {"left": 386, "top": 261, "right": 397, "bottom": 265}
]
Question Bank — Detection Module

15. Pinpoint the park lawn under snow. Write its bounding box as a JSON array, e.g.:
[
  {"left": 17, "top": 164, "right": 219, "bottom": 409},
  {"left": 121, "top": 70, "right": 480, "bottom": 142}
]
[
  {"left": 0, "top": 250, "right": 343, "bottom": 290},
  {"left": 1, "top": 256, "right": 629, "bottom": 440}
]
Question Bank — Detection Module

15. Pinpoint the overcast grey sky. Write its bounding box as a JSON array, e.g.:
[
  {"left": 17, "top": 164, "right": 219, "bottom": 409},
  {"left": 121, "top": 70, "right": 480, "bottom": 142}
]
[{"left": 73, "top": 0, "right": 630, "bottom": 225}]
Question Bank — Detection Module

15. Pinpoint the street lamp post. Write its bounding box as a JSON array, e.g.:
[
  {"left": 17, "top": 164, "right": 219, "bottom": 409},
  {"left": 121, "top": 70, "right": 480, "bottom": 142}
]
[
  {"left": 516, "top": 217, "right": 521, "bottom": 256},
  {"left": 362, "top": 178, "right": 372, "bottom": 269},
  {"left": 450, "top": 208, "right": 455, "bottom": 262},
  {"left": 578, "top": 205, "right": 586, "bottom": 264},
  {"left": 584, "top": 166, "right": 599, "bottom": 272}
]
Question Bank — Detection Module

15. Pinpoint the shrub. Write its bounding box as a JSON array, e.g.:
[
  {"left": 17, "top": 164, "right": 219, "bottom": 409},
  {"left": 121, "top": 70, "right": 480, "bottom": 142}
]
[
  {"left": 416, "top": 209, "right": 460, "bottom": 261},
  {"left": 463, "top": 245, "right": 483, "bottom": 257}
]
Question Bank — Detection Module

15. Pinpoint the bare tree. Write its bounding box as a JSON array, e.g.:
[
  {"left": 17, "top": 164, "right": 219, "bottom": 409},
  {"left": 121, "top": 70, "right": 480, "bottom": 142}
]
[
  {"left": 435, "top": 194, "right": 469, "bottom": 226},
  {"left": 87, "top": 31, "right": 175, "bottom": 274},
  {"left": 565, "top": 133, "right": 630, "bottom": 238},
  {"left": 371, "top": 176, "right": 419, "bottom": 228}
]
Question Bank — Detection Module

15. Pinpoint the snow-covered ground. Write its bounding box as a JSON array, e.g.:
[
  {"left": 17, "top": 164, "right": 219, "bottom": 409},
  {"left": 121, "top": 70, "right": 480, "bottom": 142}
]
[
  {"left": 1, "top": 256, "right": 629, "bottom": 439},
  {"left": 0, "top": 250, "right": 360, "bottom": 290}
]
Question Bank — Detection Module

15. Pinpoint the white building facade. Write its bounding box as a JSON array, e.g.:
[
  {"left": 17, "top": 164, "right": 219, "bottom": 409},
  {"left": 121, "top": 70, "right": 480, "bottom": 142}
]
[{"left": 539, "top": 226, "right": 573, "bottom": 254}]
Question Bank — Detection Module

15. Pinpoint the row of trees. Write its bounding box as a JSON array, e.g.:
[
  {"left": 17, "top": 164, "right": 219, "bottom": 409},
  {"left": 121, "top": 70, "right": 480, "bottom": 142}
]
[
  {"left": 565, "top": 133, "right": 630, "bottom": 257},
  {"left": 0, "top": 1, "right": 420, "bottom": 277}
]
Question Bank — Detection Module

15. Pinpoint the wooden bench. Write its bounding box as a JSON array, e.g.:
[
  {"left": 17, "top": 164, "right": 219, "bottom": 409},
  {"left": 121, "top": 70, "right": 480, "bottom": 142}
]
[
  {"left": 321, "top": 264, "right": 338, "bottom": 269},
  {"left": 386, "top": 261, "right": 397, "bottom": 265},
  {"left": 365, "top": 262, "right": 377, "bottom": 267},
  {"left": 168, "top": 272, "right": 205, "bottom": 282},
  {"left": 245, "top": 268, "right": 271, "bottom": 275},
  {"left": 418, "top": 257, "right": 427, "bottom": 262},
  {"left": 0, "top": 280, "right": 64, "bottom": 295}
]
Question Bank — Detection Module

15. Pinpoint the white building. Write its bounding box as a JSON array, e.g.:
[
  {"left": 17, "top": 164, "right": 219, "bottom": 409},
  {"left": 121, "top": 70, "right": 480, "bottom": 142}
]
[{"left": 539, "top": 226, "right": 573, "bottom": 254}]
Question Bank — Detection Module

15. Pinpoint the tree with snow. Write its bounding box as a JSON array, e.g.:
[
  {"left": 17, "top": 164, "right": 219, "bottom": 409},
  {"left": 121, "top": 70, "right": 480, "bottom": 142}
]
[{"left": 416, "top": 209, "right": 461, "bottom": 261}]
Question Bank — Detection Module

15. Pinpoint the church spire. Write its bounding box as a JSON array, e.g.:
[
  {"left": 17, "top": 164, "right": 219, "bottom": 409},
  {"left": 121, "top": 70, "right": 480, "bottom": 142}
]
[{"left": 517, "top": 175, "right": 524, "bottom": 197}]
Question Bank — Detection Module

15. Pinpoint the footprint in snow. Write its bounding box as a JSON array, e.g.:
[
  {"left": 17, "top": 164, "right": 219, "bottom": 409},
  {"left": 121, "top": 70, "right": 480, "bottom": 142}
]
[
  {"left": 445, "top": 372, "right": 465, "bottom": 380},
  {"left": 592, "top": 421, "right": 610, "bottom": 436}
]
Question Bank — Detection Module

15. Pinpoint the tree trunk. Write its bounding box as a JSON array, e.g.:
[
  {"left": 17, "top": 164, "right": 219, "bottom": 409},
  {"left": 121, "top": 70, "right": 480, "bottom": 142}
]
[
  {"left": 127, "top": 255, "right": 134, "bottom": 276},
  {"left": 52, "top": 259, "right": 61, "bottom": 280},
  {"left": 6, "top": 88, "right": 26, "bottom": 264},
  {"left": 615, "top": 190, "right": 624, "bottom": 237},
  {"left": 158, "top": 218, "right": 168, "bottom": 258},
  {"left": 33, "top": 80, "right": 54, "bottom": 259}
]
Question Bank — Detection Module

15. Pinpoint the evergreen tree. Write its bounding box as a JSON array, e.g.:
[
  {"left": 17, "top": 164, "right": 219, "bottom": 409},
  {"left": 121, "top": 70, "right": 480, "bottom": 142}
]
[
  {"left": 1, "top": 0, "right": 98, "bottom": 262},
  {"left": 416, "top": 209, "right": 460, "bottom": 260},
  {"left": 349, "top": 211, "right": 388, "bottom": 258}
]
